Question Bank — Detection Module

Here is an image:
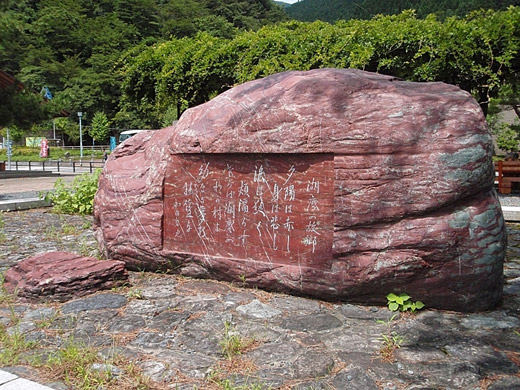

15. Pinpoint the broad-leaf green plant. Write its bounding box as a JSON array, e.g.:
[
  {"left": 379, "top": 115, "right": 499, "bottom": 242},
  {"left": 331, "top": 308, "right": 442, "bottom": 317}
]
[
  {"left": 386, "top": 293, "right": 425, "bottom": 313},
  {"left": 43, "top": 169, "right": 101, "bottom": 215}
]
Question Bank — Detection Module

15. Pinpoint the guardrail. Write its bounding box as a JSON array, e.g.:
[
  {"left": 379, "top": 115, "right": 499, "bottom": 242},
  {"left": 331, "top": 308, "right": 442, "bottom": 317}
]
[
  {"left": 61, "top": 145, "right": 110, "bottom": 151},
  {"left": 1, "top": 160, "right": 105, "bottom": 174}
]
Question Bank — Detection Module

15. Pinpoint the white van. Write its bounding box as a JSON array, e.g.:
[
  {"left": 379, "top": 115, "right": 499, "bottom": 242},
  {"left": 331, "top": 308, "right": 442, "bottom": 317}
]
[{"left": 118, "top": 129, "right": 149, "bottom": 143}]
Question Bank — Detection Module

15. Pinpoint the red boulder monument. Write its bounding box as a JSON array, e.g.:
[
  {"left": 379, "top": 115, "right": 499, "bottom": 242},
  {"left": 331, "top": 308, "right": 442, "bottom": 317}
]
[{"left": 94, "top": 68, "right": 506, "bottom": 311}]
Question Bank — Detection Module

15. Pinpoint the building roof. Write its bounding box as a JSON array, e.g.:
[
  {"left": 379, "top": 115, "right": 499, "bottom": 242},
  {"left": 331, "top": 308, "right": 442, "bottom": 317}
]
[{"left": 0, "top": 70, "right": 24, "bottom": 91}]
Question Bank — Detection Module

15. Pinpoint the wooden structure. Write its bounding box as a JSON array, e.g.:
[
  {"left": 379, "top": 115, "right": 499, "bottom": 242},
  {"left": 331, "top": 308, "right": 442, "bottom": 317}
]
[{"left": 495, "top": 160, "right": 520, "bottom": 194}]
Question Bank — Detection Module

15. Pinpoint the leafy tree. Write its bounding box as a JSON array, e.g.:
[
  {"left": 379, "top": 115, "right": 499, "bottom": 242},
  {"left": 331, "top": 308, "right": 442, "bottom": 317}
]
[
  {"left": 0, "top": 85, "right": 48, "bottom": 129},
  {"left": 286, "top": 0, "right": 520, "bottom": 22},
  {"left": 89, "top": 112, "right": 110, "bottom": 144},
  {"left": 119, "top": 7, "right": 520, "bottom": 126},
  {"left": 54, "top": 117, "right": 80, "bottom": 144},
  {"left": 493, "top": 122, "right": 520, "bottom": 152},
  {"left": 1, "top": 0, "right": 287, "bottom": 134}
]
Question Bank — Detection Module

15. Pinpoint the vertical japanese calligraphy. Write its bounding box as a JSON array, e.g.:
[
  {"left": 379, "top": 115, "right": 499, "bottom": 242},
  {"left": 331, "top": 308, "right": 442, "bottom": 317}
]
[{"left": 164, "top": 154, "right": 333, "bottom": 266}]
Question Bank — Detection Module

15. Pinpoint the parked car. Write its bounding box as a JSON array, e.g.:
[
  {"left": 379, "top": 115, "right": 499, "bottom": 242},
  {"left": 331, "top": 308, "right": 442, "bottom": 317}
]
[{"left": 118, "top": 129, "right": 149, "bottom": 144}]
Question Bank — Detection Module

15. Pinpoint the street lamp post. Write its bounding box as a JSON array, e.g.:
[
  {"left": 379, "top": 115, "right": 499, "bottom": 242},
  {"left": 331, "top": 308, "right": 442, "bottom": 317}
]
[
  {"left": 78, "top": 112, "right": 83, "bottom": 159},
  {"left": 6, "top": 128, "right": 11, "bottom": 170}
]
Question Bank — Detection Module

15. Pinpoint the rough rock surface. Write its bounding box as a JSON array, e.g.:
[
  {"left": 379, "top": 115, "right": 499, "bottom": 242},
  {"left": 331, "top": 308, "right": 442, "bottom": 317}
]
[
  {"left": 94, "top": 68, "right": 506, "bottom": 311},
  {"left": 4, "top": 251, "right": 128, "bottom": 302},
  {"left": 1, "top": 210, "right": 519, "bottom": 390}
]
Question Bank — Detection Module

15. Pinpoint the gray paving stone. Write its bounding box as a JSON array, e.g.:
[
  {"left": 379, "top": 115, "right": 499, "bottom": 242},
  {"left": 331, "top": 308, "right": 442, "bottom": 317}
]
[
  {"left": 147, "top": 310, "right": 188, "bottom": 330},
  {"left": 138, "top": 360, "right": 175, "bottom": 382},
  {"left": 293, "top": 350, "right": 335, "bottom": 379},
  {"left": 123, "top": 299, "right": 172, "bottom": 316},
  {"left": 236, "top": 299, "right": 282, "bottom": 319},
  {"left": 0, "top": 370, "right": 17, "bottom": 385},
  {"left": 331, "top": 365, "right": 379, "bottom": 390},
  {"left": 0, "top": 377, "right": 53, "bottom": 390},
  {"left": 2, "top": 210, "right": 520, "bottom": 390},
  {"left": 460, "top": 313, "right": 520, "bottom": 329},
  {"left": 156, "top": 350, "right": 216, "bottom": 379},
  {"left": 139, "top": 284, "right": 177, "bottom": 300},
  {"left": 280, "top": 313, "right": 343, "bottom": 332},
  {"left": 23, "top": 308, "right": 57, "bottom": 321},
  {"left": 487, "top": 376, "right": 520, "bottom": 390},
  {"left": 108, "top": 314, "right": 146, "bottom": 333},
  {"left": 61, "top": 293, "right": 127, "bottom": 314},
  {"left": 129, "top": 332, "right": 176, "bottom": 349}
]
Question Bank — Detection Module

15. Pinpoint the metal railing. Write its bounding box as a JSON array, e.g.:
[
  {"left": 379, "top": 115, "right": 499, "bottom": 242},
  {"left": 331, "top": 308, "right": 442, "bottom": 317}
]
[{"left": 1, "top": 160, "right": 105, "bottom": 174}]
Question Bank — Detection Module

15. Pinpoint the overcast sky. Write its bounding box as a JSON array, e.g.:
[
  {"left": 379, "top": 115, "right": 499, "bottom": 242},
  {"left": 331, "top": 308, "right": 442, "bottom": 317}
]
[{"left": 281, "top": 0, "right": 300, "bottom": 3}]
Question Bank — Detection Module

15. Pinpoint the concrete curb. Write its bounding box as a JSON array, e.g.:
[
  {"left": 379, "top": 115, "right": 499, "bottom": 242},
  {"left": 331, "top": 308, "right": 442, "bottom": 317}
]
[
  {"left": 0, "top": 197, "right": 52, "bottom": 212},
  {"left": 0, "top": 370, "right": 54, "bottom": 390},
  {"left": 501, "top": 206, "right": 520, "bottom": 222}
]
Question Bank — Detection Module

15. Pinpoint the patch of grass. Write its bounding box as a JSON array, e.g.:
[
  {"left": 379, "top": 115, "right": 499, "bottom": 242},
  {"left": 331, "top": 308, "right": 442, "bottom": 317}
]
[
  {"left": 78, "top": 238, "right": 93, "bottom": 257},
  {"left": 44, "top": 225, "right": 62, "bottom": 242},
  {"left": 0, "top": 272, "right": 16, "bottom": 305},
  {"left": 43, "top": 339, "right": 113, "bottom": 389},
  {"left": 34, "top": 312, "right": 60, "bottom": 329},
  {"left": 126, "top": 288, "right": 143, "bottom": 300},
  {"left": 220, "top": 321, "right": 257, "bottom": 361},
  {"left": 40, "top": 338, "right": 155, "bottom": 390},
  {"left": 81, "top": 218, "right": 92, "bottom": 230},
  {"left": 207, "top": 369, "right": 268, "bottom": 390},
  {"left": 0, "top": 325, "right": 38, "bottom": 365},
  {"left": 62, "top": 223, "right": 81, "bottom": 235}
]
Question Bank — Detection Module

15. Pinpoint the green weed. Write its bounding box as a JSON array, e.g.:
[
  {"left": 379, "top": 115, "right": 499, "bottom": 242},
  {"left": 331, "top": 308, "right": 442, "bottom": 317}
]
[
  {"left": 207, "top": 369, "right": 268, "bottom": 390},
  {"left": 126, "top": 288, "right": 143, "bottom": 299},
  {"left": 44, "top": 339, "right": 113, "bottom": 389},
  {"left": 43, "top": 169, "right": 101, "bottom": 215},
  {"left": 0, "top": 272, "right": 16, "bottom": 305},
  {"left": 0, "top": 325, "right": 37, "bottom": 365},
  {"left": 220, "top": 321, "right": 256, "bottom": 361},
  {"left": 386, "top": 293, "right": 424, "bottom": 313},
  {"left": 62, "top": 224, "right": 81, "bottom": 235},
  {"left": 378, "top": 331, "right": 405, "bottom": 362}
]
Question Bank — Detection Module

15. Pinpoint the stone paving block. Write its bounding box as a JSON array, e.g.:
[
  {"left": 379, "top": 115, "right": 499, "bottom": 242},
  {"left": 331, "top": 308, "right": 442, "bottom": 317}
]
[
  {"left": 0, "top": 377, "right": 53, "bottom": 390},
  {"left": 0, "top": 370, "right": 17, "bottom": 385}
]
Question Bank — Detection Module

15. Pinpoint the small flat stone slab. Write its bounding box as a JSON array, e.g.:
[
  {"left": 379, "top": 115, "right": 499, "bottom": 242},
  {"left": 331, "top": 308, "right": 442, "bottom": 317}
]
[
  {"left": 4, "top": 251, "right": 128, "bottom": 302},
  {"left": 0, "top": 377, "right": 54, "bottom": 390},
  {"left": 0, "top": 370, "right": 17, "bottom": 385},
  {"left": 236, "top": 299, "right": 281, "bottom": 319},
  {"left": 61, "top": 293, "right": 128, "bottom": 314}
]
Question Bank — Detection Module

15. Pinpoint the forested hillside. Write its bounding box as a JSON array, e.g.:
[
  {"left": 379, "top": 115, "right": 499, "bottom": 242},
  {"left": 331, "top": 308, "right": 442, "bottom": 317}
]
[
  {"left": 287, "top": 0, "right": 520, "bottom": 22},
  {"left": 1, "top": 0, "right": 519, "bottom": 144},
  {"left": 119, "top": 8, "right": 520, "bottom": 128},
  {"left": 0, "top": 0, "right": 286, "bottom": 136}
]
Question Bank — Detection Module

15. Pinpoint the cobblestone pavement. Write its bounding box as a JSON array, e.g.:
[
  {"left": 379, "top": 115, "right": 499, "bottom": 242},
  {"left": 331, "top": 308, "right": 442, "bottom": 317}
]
[{"left": 1, "top": 209, "right": 520, "bottom": 390}]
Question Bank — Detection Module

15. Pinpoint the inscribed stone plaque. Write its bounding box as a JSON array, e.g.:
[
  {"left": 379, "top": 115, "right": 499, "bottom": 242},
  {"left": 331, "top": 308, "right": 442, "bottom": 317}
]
[{"left": 164, "top": 154, "right": 334, "bottom": 266}]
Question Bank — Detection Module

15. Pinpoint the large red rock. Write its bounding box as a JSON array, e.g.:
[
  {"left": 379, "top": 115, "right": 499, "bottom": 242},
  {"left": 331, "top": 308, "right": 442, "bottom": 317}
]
[
  {"left": 4, "top": 251, "right": 128, "bottom": 302},
  {"left": 93, "top": 69, "right": 506, "bottom": 311}
]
